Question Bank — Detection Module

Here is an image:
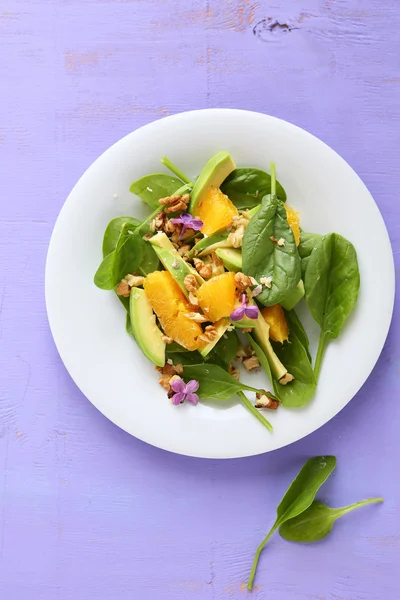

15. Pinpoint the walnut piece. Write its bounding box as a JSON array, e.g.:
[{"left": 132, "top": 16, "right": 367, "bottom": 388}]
[
  {"left": 193, "top": 258, "right": 213, "bottom": 279},
  {"left": 260, "top": 276, "right": 272, "bottom": 288},
  {"left": 183, "top": 274, "right": 197, "bottom": 292},
  {"left": 200, "top": 325, "right": 219, "bottom": 343},
  {"left": 234, "top": 272, "right": 253, "bottom": 292},
  {"left": 177, "top": 244, "right": 191, "bottom": 257},
  {"left": 188, "top": 292, "right": 199, "bottom": 308},
  {"left": 255, "top": 392, "right": 279, "bottom": 410},
  {"left": 279, "top": 372, "right": 295, "bottom": 385},
  {"left": 227, "top": 224, "right": 245, "bottom": 248},
  {"left": 184, "top": 312, "right": 208, "bottom": 323},
  {"left": 243, "top": 355, "right": 260, "bottom": 372},
  {"left": 235, "top": 347, "right": 247, "bottom": 361},
  {"left": 228, "top": 364, "right": 240, "bottom": 381},
  {"left": 161, "top": 335, "right": 174, "bottom": 344},
  {"left": 158, "top": 193, "right": 190, "bottom": 214},
  {"left": 167, "top": 375, "right": 183, "bottom": 398},
  {"left": 125, "top": 274, "right": 145, "bottom": 287},
  {"left": 116, "top": 280, "right": 131, "bottom": 298}
]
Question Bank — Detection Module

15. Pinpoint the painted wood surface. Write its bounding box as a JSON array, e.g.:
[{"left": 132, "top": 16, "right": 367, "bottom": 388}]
[{"left": 0, "top": 0, "right": 399, "bottom": 598}]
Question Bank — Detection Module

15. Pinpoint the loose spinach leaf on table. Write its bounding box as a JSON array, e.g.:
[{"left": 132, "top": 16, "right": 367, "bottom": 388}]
[
  {"left": 130, "top": 174, "right": 185, "bottom": 209},
  {"left": 279, "top": 498, "right": 383, "bottom": 543},
  {"left": 298, "top": 231, "right": 322, "bottom": 278},
  {"left": 221, "top": 168, "right": 286, "bottom": 210},
  {"left": 247, "top": 456, "right": 336, "bottom": 589},
  {"left": 182, "top": 363, "right": 260, "bottom": 401},
  {"left": 304, "top": 233, "right": 360, "bottom": 380},
  {"left": 102, "top": 216, "right": 141, "bottom": 258},
  {"left": 242, "top": 195, "right": 301, "bottom": 306}
]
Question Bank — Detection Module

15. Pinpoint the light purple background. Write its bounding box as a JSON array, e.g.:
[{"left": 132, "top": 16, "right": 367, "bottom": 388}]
[{"left": 1, "top": 1, "right": 399, "bottom": 598}]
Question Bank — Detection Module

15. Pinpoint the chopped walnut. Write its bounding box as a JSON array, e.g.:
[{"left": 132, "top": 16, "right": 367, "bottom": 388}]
[
  {"left": 116, "top": 280, "right": 131, "bottom": 298},
  {"left": 161, "top": 335, "right": 174, "bottom": 344},
  {"left": 159, "top": 193, "right": 190, "bottom": 214},
  {"left": 177, "top": 244, "right": 191, "bottom": 257},
  {"left": 279, "top": 372, "right": 295, "bottom": 385},
  {"left": 188, "top": 292, "right": 199, "bottom": 308},
  {"left": 232, "top": 215, "right": 250, "bottom": 229},
  {"left": 270, "top": 235, "right": 278, "bottom": 245},
  {"left": 234, "top": 272, "right": 253, "bottom": 292},
  {"left": 184, "top": 312, "right": 208, "bottom": 323},
  {"left": 204, "top": 253, "right": 225, "bottom": 277},
  {"left": 193, "top": 257, "right": 213, "bottom": 279},
  {"left": 251, "top": 284, "right": 263, "bottom": 297},
  {"left": 243, "top": 355, "right": 260, "bottom": 371},
  {"left": 227, "top": 224, "right": 245, "bottom": 248},
  {"left": 235, "top": 347, "right": 247, "bottom": 361},
  {"left": 200, "top": 325, "right": 218, "bottom": 343},
  {"left": 255, "top": 392, "right": 279, "bottom": 410},
  {"left": 158, "top": 373, "right": 172, "bottom": 391},
  {"left": 245, "top": 345, "right": 255, "bottom": 357},
  {"left": 241, "top": 328, "right": 253, "bottom": 333},
  {"left": 125, "top": 274, "right": 145, "bottom": 287},
  {"left": 183, "top": 274, "right": 197, "bottom": 292},
  {"left": 260, "top": 276, "right": 272, "bottom": 288},
  {"left": 277, "top": 238, "right": 285, "bottom": 247},
  {"left": 167, "top": 375, "right": 184, "bottom": 399},
  {"left": 228, "top": 364, "right": 240, "bottom": 381}
]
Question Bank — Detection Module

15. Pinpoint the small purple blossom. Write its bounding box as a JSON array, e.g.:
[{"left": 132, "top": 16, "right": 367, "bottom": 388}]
[
  {"left": 230, "top": 294, "right": 259, "bottom": 322},
  {"left": 171, "top": 378, "right": 199, "bottom": 405},
  {"left": 170, "top": 213, "right": 203, "bottom": 238}
]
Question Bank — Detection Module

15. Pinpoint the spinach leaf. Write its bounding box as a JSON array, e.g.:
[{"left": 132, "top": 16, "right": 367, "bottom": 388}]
[
  {"left": 165, "top": 342, "right": 191, "bottom": 354},
  {"left": 298, "top": 231, "right": 322, "bottom": 278},
  {"left": 112, "top": 228, "right": 144, "bottom": 287},
  {"left": 305, "top": 233, "right": 360, "bottom": 379},
  {"left": 242, "top": 195, "right": 301, "bottom": 306},
  {"left": 279, "top": 498, "right": 383, "bottom": 543},
  {"left": 182, "top": 364, "right": 260, "bottom": 401},
  {"left": 130, "top": 174, "right": 185, "bottom": 209},
  {"left": 102, "top": 216, "right": 141, "bottom": 258},
  {"left": 271, "top": 311, "right": 316, "bottom": 408},
  {"left": 286, "top": 309, "right": 311, "bottom": 362},
  {"left": 139, "top": 240, "right": 160, "bottom": 275},
  {"left": 212, "top": 330, "right": 239, "bottom": 365},
  {"left": 94, "top": 252, "right": 117, "bottom": 290},
  {"left": 161, "top": 156, "right": 193, "bottom": 185},
  {"left": 221, "top": 168, "right": 286, "bottom": 210},
  {"left": 247, "top": 334, "right": 274, "bottom": 388},
  {"left": 247, "top": 456, "right": 336, "bottom": 589},
  {"left": 237, "top": 391, "right": 273, "bottom": 433},
  {"left": 167, "top": 352, "right": 205, "bottom": 366}
]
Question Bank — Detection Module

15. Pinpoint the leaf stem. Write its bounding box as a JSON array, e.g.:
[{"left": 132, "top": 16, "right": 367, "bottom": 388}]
[
  {"left": 238, "top": 391, "right": 273, "bottom": 432},
  {"left": 161, "top": 156, "right": 193, "bottom": 185},
  {"left": 313, "top": 334, "right": 327, "bottom": 381},
  {"left": 336, "top": 497, "right": 384, "bottom": 516},
  {"left": 270, "top": 162, "right": 276, "bottom": 197},
  {"left": 136, "top": 183, "right": 191, "bottom": 233},
  {"left": 247, "top": 523, "right": 278, "bottom": 589}
]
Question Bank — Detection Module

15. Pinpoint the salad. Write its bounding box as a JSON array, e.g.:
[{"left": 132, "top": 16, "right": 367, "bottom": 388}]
[{"left": 94, "top": 152, "right": 360, "bottom": 432}]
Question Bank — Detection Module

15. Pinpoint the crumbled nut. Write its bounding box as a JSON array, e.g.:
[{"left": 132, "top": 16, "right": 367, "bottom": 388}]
[
  {"left": 227, "top": 224, "right": 245, "bottom": 248},
  {"left": 183, "top": 274, "right": 197, "bottom": 292},
  {"left": 125, "top": 274, "right": 144, "bottom": 287},
  {"left": 200, "top": 325, "right": 218, "bottom": 343},
  {"left": 235, "top": 347, "right": 247, "bottom": 361},
  {"left": 232, "top": 215, "right": 250, "bottom": 229},
  {"left": 241, "top": 328, "right": 253, "bottom": 333},
  {"left": 177, "top": 244, "right": 191, "bottom": 257},
  {"left": 243, "top": 355, "right": 260, "bottom": 371},
  {"left": 184, "top": 312, "right": 208, "bottom": 323},
  {"left": 252, "top": 284, "right": 263, "bottom": 297},
  {"left": 174, "top": 363, "right": 184, "bottom": 374},
  {"left": 116, "top": 280, "right": 131, "bottom": 297},
  {"left": 167, "top": 359, "right": 173, "bottom": 366},
  {"left": 277, "top": 238, "right": 285, "bottom": 247},
  {"left": 193, "top": 257, "right": 213, "bottom": 279},
  {"left": 204, "top": 253, "right": 225, "bottom": 277},
  {"left": 260, "top": 276, "right": 272, "bottom": 288},
  {"left": 142, "top": 233, "right": 152, "bottom": 240},
  {"left": 167, "top": 375, "right": 183, "bottom": 398},
  {"left": 270, "top": 235, "right": 278, "bottom": 244},
  {"left": 188, "top": 291, "right": 199, "bottom": 308},
  {"left": 255, "top": 392, "right": 279, "bottom": 410},
  {"left": 234, "top": 272, "right": 253, "bottom": 292},
  {"left": 161, "top": 335, "right": 174, "bottom": 344},
  {"left": 279, "top": 372, "right": 295, "bottom": 385},
  {"left": 228, "top": 364, "right": 240, "bottom": 381},
  {"left": 159, "top": 193, "right": 189, "bottom": 214},
  {"left": 159, "top": 373, "right": 172, "bottom": 391},
  {"left": 245, "top": 345, "right": 255, "bottom": 357}
]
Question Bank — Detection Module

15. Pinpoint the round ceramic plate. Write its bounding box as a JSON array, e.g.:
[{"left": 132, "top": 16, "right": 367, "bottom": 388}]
[{"left": 46, "top": 109, "right": 394, "bottom": 459}]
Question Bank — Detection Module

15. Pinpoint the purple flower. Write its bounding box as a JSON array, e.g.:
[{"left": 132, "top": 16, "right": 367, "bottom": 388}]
[
  {"left": 230, "top": 294, "right": 259, "bottom": 322},
  {"left": 170, "top": 378, "right": 200, "bottom": 406},
  {"left": 170, "top": 213, "right": 203, "bottom": 238}
]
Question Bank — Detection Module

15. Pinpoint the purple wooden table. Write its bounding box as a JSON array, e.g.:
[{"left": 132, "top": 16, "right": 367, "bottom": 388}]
[{"left": 1, "top": 1, "right": 399, "bottom": 598}]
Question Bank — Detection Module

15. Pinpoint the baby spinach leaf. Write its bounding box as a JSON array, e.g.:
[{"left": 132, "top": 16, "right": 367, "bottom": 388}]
[
  {"left": 182, "top": 363, "right": 260, "bottom": 401},
  {"left": 212, "top": 330, "right": 239, "bottom": 365},
  {"left": 298, "top": 231, "right": 322, "bottom": 278},
  {"left": 305, "top": 233, "right": 360, "bottom": 380},
  {"left": 113, "top": 228, "right": 144, "bottom": 287},
  {"left": 237, "top": 391, "right": 273, "bottom": 433},
  {"left": 139, "top": 240, "right": 160, "bottom": 275},
  {"left": 221, "top": 168, "right": 286, "bottom": 210},
  {"left": 167, "top": 352, "right": 205, "bottom": 366},
  {"left": 130, "top": 174, "right": 185, "bottom": 209},
  {"left": 247, "top": 334, "right": 274, "bottom": 388},
  {"left": 286, "top": 309, "right": 311, "bottom": 362},
  {"left": 94, "top": 252, "right": 117, "bottom": 290},
  {"left": 242, "top": 194, "right": 301, "bottom": 306},
  {"left": 102, "top": 216, "right": 141, "bottom": 258},
  {"left": 165, "top": 342, "right": 191, "bottom": 354},
  {"left": 247, "top": 456, "right": 336, "bottom": 589},
  {"left": 161, "top": 156, "right": 193, "bottom": 185},
  {"left": 279, "top": 498, "right": 383, "bottom": 543}
]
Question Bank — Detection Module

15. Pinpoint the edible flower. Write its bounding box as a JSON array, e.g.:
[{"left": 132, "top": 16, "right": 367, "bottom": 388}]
[
  {"left": 170, "top": 213, "right": 203, "bottom": 238},
  {"left": 170, "top": 378, "right": 200, "bottom": 405},
  {"left": 230, "top": 294, "right": 259, "bottom": 322}
]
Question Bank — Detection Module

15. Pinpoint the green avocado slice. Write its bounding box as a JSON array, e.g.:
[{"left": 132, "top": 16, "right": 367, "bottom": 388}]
[
  {"left": 215, "top": 248, "right": 242, "bottom": 272},
  {"left": 129, "top": 288, "right": 165, "bottom": 367},
  {"left": 189, "top": 151, "right": 236, "bottom": 215}
]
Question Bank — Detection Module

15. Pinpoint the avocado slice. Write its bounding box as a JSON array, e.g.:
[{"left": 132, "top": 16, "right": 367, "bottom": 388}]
[
  {"left": 187, "top": 229, "right": 230, "bottom": 259},
  {"left": 149, "top": 232, "right": 204, "bottom": 295},
  {"left": 253, "top": 313, "right": 287, "bottom": 381},
  {"left": 189, "top": 151, "right": 236, "bottom": 215},
  {"left": 199, "top": 318, "right": 230, "bottom": 358},
  {"left": 215, "top": 248, "right": 242, "bottom": 272},
  {"left": 129, "top": 288, "right": 165, "bottom": 367},
  {"left": 280, "top": 280, "right": 305, "bottom": 311}
]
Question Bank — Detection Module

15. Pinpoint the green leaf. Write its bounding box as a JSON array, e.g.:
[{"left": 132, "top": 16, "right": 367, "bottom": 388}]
[
  {"left": 112, "top": 228, "right": 144, "bottom": 287},
  {"left": 130, "top": 173, "right": 185, "bottom": 209},
  {"left": 237, "top": 391, "right": 273, "bottom": 433},
  {"left": 242, "top": 194, "right": 301, "bottom": 306},
  {"left": 247, "top": 334, "right": 274, "bottom": 385},
  {"left": 286, "top": 309, "right": 311, "bottom": 361},
  {"left": 247, "top": 456, "right": 336, "bottom": 589},
  {"left": 182, "top": 363, "right": 259, "bottom": 401},
  {"left": 298, "top": 231, "right": 322, "bottom": 279},
  {"left": 279, "top": 498, "right": 383, "bottom": 543},
  {"left": 102, "top": 216, "right": 141, "bottom": 258},
  {"left": 212, "top": 330, "right": 239, "bottom": 365},
  {"left": 221, "top": 168, "right": 286, "bottom": 210},
  {"left": 94, "top": 252, "right": 116, "bottom": 290},
  {"left": 167, "top": 352, "right": 205, "bottom": 366},
  {"left": 165, "top": 342, "right": 191, "bottom": 354},
  {"left": 305, "top": 233, "right": 360, "bottom": 379},
  {"left": 139, "top": 240, "right": 160, "bottom": 275}
]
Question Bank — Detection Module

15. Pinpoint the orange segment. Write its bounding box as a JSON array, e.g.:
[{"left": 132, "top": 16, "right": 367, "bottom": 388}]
[
  {"left": 285, "top": 205, "right": 300, "bottom": 246},
  {"left": 196, "top": 186, "right": 238, "bottom": 236},
  {"left": 261, "top": 305, "right": 289, "bottom": 343},
  {"left": 144, "top": 271, "right": 202, "bottom": 351},
  {"left": 197, "top": 272, "right": 236, "bottom": 322}
]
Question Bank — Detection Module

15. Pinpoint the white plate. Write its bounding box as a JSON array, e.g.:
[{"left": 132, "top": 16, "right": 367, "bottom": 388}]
[{"left": 45, "top": 109, "right": 394, "bottom": 459}]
